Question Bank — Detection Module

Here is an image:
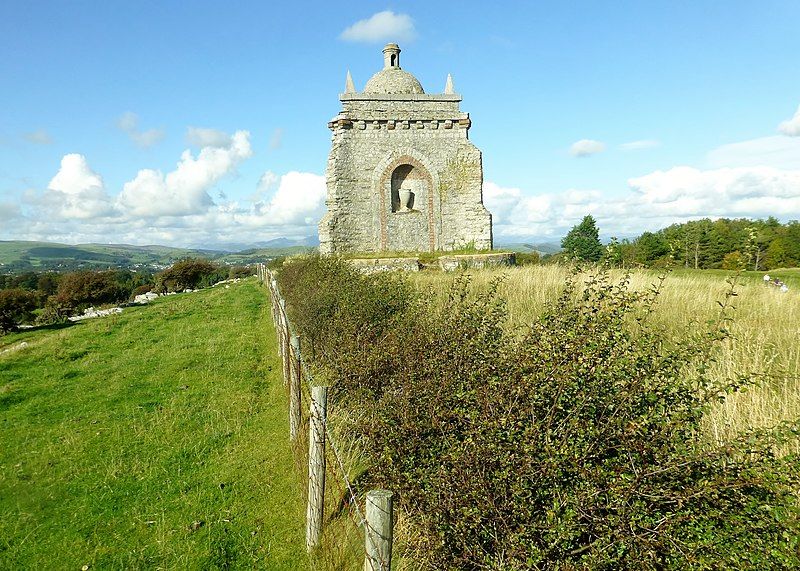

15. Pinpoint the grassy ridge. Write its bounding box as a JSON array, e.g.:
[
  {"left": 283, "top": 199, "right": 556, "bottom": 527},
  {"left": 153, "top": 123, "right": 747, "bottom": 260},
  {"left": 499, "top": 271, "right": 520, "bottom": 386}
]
[{"left": 0, "top": 279, "right": 306, "bottom": 569}]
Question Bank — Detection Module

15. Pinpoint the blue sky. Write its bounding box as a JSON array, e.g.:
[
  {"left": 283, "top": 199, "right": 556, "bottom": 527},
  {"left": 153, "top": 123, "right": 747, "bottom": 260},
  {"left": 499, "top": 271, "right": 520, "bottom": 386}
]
[{"left": 1, "top": 1, "right": 800, "bottom": 248}]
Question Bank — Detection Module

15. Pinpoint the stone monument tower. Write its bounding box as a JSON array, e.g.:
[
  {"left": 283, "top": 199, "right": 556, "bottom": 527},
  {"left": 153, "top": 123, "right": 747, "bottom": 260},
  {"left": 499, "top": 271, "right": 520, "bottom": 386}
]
[{"left": 318, "top": 43, "right": 493, "bottom": 254}]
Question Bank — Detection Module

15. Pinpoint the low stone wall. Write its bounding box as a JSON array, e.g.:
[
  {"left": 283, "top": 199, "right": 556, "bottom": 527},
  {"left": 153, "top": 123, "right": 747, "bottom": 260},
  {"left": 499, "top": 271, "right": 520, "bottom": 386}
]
[
  {"left": 347, "top": 257, "right": 421, "bottom": 274},
  {"left": 438, "top": 252, "right": 516, "bottom": 271}
]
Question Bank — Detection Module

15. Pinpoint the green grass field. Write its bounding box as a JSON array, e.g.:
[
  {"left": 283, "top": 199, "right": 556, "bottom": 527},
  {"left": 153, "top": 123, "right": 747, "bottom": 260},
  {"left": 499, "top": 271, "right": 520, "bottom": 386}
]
[{"left": 0, "top": 279, "right": 307, "bottom": 569}]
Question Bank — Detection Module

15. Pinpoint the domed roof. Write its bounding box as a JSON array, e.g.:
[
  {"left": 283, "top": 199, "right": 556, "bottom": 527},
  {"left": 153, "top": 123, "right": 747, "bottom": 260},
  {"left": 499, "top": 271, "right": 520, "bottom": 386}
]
[{"left": 364, "top": 68, "right": 425, "bottom": 94}]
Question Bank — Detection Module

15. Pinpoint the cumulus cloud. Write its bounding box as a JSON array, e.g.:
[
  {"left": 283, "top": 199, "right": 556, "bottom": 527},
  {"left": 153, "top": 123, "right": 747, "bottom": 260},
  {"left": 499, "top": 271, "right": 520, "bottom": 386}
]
[
  {"left": 570, "top": 139, "right": 606, "bottom": 157},
  {"left": 117, "top": 111, "right": 165, "bottom": 148},
  {"left": 340, "top": 11, "right": 416, "bottom": 43},
  {"left": 255, "top": 171, "right": 326, "bottom": 225},
  {"left": 186, "top": 127, "right": 231, "bottom": 148},
  {"left": 485, "top": 163, "right": 800, "bottom": 242},
  {"left": 627, "top": 166, "right": 800, "bottom": 218},
  {"left": 45, "top": 154, "right": 115, "bottom": 219},
  {"left": 778, "top": 104, "right": 800, "bottom": 136},
  {"left": 117, "top": 130, "right": 253, "bottom": 217},
  {"left": 1, "top": 126, "right": 330, "bottom": 247},
  {"left": 23, "top": 129, "right": 53, "bottom": 145},
  {"left": 620, "top": 139, "right": 659, "bottom": 151}
]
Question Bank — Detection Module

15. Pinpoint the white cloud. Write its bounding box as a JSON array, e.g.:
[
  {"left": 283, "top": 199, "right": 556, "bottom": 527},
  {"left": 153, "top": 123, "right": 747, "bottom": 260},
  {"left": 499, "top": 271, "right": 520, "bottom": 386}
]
[
  {"left": 117, "top": 111, "right": 165, "bottom": 148},
  {"left": 255, "top": 171, "right": 326, "bottom": 225},
  {"left": 23, "top": 129, "right": 53, "bottom": 145},
  {"left": 707, "top": 136, "right": 800, "bottom": 170},
  {"left": 48, "top": 154, "right": 104, "bottom": 196},
  {"left": 117, "top": 130, "right": 253, "bottom": 217},
  {"left": 570, "top": 139, "right": 606, "bottom": 157},
  {"left": 117, "top": 111, "right": 138, "bottom": 132},
  {"left": 186, "top": 127, "right": 231, "bottom": 148},
  {"left": 269, "top": 127, "right": 284, "bottom": 150},
  {"left": 0, "top": 201, "right": 20, "bottom": 221},
  {"left": 257, "top": 171, "right": 279, "bottom": 192},
  {"left": 778, "top": 104, "right": 800, "bottom": 136},
  {"left": 340, "top": 11, "right": 416, "bottom": 43},
  {"left": 627, "top": 166, "right": 800, "bottom": 217},
  {"left": 45, "top": 154, "right": 114, "bottom": 219},
  {"left": 485, "top": 164, "right": 800, "bottom": 242},
  {"left": 1, "top": 127, "right": 329, "bottom": 247},
  {"left": 619, "top": 139, "right": 659, "bottom": 151}
]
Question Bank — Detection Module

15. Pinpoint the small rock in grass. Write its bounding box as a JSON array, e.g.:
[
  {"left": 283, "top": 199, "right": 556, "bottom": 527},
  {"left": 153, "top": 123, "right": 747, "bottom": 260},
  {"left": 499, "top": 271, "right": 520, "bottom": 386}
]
[{"left": 189, "top": 520, "right": 205, "bottom": 531}]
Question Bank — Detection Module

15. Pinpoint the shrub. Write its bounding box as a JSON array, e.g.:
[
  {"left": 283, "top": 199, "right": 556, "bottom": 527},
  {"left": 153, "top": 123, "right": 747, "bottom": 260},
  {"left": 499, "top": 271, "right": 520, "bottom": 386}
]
[
  {"left": 0, "top": 288, "right": 38, "bottom": 332},
  {"left": 155, "top": 258, "right": 226, "bottom": 292},
  {"left": 228, "top": 265, "right": 253, "bottom": 280},
  {"left": 722, "top": 250, "right": 747, "bottom": 270},
  {"left": 54, "top": 271, "right": 129, "bottom": 314},
  {"left": 515, "top": 251, "right": 541, "bottom": 266},
  {"left": 279, "top": 258, "right": 800, "bottom": 569},
  {"left": 276, "top": 255, "right": 413, "bottom": 400}
]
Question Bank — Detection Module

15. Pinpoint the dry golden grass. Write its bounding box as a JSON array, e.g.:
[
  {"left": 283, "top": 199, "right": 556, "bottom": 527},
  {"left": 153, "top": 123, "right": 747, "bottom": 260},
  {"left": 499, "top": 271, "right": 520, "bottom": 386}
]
[{"left": 413, "top": 265, "right": 800, "bottom": 453}]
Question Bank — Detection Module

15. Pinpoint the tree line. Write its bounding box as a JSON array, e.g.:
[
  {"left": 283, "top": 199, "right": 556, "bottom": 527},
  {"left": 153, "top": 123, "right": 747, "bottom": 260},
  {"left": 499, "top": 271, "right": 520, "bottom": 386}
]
[{"left": 559, "top": 215, "right": 800, "bottom": 270}]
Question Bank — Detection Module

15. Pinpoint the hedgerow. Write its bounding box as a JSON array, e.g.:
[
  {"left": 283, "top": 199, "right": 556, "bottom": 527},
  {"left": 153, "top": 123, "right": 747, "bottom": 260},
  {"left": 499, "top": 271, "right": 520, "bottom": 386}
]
[{"left": 276, "top": 256, "right": 800, "bottom": 570}]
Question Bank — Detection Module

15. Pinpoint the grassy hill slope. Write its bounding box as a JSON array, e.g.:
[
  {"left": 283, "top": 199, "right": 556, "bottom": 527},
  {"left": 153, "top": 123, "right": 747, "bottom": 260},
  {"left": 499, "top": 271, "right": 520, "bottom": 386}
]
[{"left": 0, "top": 279, "right": 306, "bottom": 569}]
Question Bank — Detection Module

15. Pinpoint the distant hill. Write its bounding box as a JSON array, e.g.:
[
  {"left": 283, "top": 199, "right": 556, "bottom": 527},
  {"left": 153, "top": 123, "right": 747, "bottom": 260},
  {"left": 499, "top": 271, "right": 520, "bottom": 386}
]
[
  {"left": 0, "top": 240, "right": 314, "bottom": 273},
  {"left": 499, "top": 241, "right": 562, "bottom": 255}
]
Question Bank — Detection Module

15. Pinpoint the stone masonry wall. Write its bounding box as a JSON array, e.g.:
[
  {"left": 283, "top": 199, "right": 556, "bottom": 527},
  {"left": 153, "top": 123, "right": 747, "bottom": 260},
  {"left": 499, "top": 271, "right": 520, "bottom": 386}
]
[{"left": 319, "top": 91, "right": 493, "bottom": 254}]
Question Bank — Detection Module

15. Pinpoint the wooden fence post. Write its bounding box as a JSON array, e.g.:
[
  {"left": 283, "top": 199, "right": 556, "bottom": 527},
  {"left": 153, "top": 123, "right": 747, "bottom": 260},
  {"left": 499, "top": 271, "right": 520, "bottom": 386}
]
[
  {"left": 289, "top": 335, "right": 302, "bottom": 442},
  {"left": 278, "top": 300, "right": 287, "bottom": 359},
  {"left": 364, "top": 490, "right": 393, "bottom": 571},
  {"left": 306, "top": 385, "right": 328, "bottom": 552}
]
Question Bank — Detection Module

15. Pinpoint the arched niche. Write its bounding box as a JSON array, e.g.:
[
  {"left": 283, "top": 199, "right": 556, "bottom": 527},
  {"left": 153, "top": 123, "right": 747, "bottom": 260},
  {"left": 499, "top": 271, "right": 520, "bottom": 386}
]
[
  {"left": 390, "top": 164, "right": 423, "bottom": 212},
  {"left": 372, "top": 151, "right": 441, "bottom": 252}
]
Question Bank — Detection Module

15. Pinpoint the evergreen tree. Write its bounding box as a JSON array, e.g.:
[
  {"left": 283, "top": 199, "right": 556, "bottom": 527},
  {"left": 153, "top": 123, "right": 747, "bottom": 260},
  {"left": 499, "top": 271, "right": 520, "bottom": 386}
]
[{"left": 561, "top": 215, "right": 603, "bottom": 261}]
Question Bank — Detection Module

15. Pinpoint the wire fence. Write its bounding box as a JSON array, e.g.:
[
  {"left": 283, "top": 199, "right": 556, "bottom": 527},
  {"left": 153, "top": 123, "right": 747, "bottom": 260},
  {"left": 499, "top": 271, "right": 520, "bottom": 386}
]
[{"left": 257, "top": 263, "right": 396, "bottom": 571}]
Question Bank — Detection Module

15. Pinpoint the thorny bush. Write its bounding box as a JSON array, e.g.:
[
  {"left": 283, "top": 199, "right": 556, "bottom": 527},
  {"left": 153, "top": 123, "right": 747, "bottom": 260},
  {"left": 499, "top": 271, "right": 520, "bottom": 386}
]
[{"left": 276, "top": 256, "right": 800, "bottom": 570}]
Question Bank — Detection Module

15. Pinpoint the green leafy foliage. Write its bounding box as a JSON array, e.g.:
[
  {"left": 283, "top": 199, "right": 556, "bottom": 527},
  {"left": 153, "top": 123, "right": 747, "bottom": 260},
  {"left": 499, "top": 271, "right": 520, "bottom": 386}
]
[
  {"left": 561, "top": 215, "right": 604, "bottom": 262},
  {"left": 0, "top": 288, "right": 38, "bottom": 332},
  {"left": 54, "top": 270, "right": 130, "bottom": 313},
  {"left": 276, "top": 255, "right": 411, "bottom": 400},
  {"left": 154, "top": 258, "right": 226, "bottom": 293},
  {"left": 279, "top": 257, "right": 800, "bottom": 570},
  {"left": 614, "top": 217, "right": 800, "bottom": 270}
]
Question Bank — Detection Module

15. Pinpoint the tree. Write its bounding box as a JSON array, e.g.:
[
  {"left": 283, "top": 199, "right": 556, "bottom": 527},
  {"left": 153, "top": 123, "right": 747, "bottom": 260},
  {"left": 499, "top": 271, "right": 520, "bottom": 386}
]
[
  {"left": 155, "top": 258, "right": 226, "bottom": 292},
  {"left": 0, "top": 288, "right": 38, "bottom": 333},
  {"left": 635, "top": 232, "right": 670, "bottom": 265},
  {"left": 55, "top": 271, "right": 129, "bottom": 313},
  {"left": 561, "top": 215, "right": 603, "bottom": 262}
]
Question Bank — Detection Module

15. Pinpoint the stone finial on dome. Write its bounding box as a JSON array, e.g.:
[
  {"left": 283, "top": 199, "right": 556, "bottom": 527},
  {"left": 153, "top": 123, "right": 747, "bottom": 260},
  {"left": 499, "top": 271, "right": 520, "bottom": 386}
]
[
  {"left": 444, "top": 74, "right": 454, "bottom": 94},
  {"left": 383, "top": 43, "right": 401, "bottom": 69},
  {"left": 345, "top": 70, "right": 355, "bottom": 93}
]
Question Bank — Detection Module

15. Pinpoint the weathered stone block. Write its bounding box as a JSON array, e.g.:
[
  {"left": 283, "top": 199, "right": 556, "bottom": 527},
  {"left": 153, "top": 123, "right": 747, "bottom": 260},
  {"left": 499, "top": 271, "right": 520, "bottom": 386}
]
[
  {"left": 438, "top": 252, "right": 516, "bottom": 272},
  {"left": 347, "top": 257, "right": 421, "bottom": 274}
]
